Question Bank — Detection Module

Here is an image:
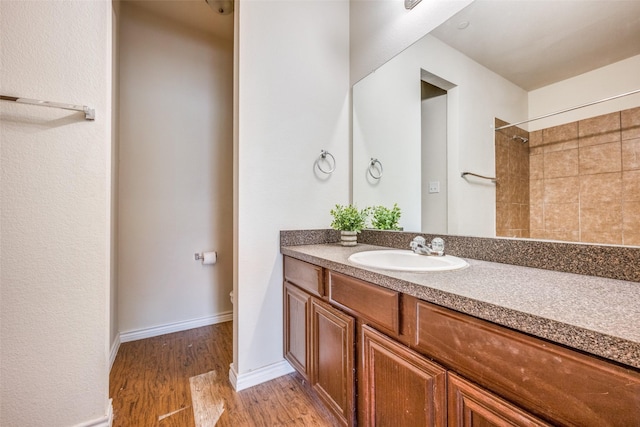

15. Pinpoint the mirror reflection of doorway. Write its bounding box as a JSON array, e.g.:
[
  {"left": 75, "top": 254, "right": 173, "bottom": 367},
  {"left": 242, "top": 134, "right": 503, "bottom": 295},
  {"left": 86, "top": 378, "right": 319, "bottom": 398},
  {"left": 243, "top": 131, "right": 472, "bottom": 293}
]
[{"left": 421, "top": 77, "right": 450, "bottom": 234}]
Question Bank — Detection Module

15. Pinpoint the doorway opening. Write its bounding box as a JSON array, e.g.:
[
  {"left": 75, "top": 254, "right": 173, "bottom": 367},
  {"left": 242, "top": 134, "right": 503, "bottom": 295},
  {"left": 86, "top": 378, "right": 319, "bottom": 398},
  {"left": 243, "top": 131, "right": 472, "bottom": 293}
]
[{"left": 420, "top": 71, "right": 454, "bottom": 234}]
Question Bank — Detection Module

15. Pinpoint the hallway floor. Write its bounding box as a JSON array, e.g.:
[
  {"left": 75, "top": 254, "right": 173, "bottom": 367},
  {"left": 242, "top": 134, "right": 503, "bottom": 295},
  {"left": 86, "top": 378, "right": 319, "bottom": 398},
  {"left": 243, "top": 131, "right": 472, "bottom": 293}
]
[{"left": 109, "top": 322, "right": 339, "bottom": 426}]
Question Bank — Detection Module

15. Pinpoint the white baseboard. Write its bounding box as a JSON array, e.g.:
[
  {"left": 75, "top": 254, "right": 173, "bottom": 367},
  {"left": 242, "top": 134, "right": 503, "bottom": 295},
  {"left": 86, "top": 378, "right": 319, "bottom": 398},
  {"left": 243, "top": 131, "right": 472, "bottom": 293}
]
[
  {"left": 73, "top": 399, "right": 113, "bottom": 427},
  {"left": 228, "top": 360, "right": 295, "bottom": 391},
  {"left": 119, "top": 311, "right": 233, "bottom": 343},
  {"left": 109, "top": 334, "right": 121, "bottom": 372}
]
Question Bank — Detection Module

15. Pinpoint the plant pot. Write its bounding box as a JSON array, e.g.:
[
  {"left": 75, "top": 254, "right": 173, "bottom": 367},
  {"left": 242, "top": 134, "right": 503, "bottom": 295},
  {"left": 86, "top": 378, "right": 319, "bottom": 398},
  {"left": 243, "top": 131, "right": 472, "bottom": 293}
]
[{"left": 340, "top": 230, "right": 358, "bottom": 246}]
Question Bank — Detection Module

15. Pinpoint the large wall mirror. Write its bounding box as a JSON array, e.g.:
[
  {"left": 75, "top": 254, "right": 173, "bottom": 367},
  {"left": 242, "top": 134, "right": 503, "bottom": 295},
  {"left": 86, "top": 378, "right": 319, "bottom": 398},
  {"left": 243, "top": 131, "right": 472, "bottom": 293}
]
[{"left": 353, "top": 0, "right": 640, "bottom": 246}]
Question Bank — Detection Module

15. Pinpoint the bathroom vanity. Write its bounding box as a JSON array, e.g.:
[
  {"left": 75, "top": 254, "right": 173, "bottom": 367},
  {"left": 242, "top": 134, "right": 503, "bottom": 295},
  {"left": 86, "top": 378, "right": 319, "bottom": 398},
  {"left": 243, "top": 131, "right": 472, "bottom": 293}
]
[{"left": 281, "top": 239, "right": 640, "bottom": 426}]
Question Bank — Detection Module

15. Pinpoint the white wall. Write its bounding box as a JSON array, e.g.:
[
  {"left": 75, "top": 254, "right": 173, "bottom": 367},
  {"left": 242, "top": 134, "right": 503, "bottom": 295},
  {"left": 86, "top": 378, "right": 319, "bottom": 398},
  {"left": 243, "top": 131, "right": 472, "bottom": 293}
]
[
  {"left": 353, "top": 52, "right": 423, "bottom": 230},
  {"left": 234, "top": 0, "right": 350, "bottom": 384},
  {"left": 349, "top": 0, "right": 473, "bottom": 85},
  {"left": 353, "top": 35, "right": 528, "bottom": 237},
  {"left": 529, "top": 54, "right": 640, "bottom": 131},
  {"left": 0, "top": 1, "right": 112, "bottom": 426},
  {"left": 118, "top": 2, "right": 233, "bottom": 335}
]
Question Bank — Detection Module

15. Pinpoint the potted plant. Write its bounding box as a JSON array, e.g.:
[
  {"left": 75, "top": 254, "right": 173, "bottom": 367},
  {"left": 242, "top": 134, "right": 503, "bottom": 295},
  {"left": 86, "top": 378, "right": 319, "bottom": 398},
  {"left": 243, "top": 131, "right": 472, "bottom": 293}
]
[
  {"left": 369, "top": 203, "right": 402, "bottom": 230},
  {"left": 330, "top": 204, "right": 368, "bottom": 246}
]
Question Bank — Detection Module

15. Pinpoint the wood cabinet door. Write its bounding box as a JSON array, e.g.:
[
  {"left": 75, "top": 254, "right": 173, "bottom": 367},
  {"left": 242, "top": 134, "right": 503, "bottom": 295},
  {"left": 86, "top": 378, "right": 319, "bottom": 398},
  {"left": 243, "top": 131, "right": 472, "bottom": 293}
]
[
  {"left": 311, "top": 298, "right": 355, "bottom": 427},
  {"left": 284, "top": 281, "right": 311, "bottom": 379},
  {"left": 362, "top": 325, "right": 447, "bottom": 427},
  {"left": 448, "top": 373, "right": 552, "bottom": 427}
]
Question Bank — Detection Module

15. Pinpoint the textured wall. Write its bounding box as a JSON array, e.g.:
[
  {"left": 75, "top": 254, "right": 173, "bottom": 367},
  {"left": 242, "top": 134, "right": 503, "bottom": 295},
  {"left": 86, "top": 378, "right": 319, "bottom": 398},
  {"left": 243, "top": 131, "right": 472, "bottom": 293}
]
[{"left": 0, "top": 1, "right": 111, "bottom": 426}]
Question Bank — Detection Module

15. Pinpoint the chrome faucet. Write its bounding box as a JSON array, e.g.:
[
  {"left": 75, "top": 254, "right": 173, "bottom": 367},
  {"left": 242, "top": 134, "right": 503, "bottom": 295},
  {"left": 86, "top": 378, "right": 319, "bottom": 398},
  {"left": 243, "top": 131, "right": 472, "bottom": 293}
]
[{"left": 410, "top": 236, "right": 445, "bottom": 256}]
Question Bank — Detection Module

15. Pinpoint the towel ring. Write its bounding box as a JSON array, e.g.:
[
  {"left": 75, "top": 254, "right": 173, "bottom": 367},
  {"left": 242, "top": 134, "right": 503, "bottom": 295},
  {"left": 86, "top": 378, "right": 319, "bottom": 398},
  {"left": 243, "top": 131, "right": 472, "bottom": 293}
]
[
  {"left": 368, "top": 158, "right": 383, "bottom": 179},
  {"left": 316, "top": 150, "right": 336, "bottom": 174}
]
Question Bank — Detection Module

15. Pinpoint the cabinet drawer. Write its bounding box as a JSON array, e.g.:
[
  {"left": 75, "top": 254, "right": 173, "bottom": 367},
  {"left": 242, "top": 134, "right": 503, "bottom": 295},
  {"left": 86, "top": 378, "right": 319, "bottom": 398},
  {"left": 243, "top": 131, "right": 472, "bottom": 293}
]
[
  {"left": 416, "top": 301, "right": 640, "bottom": 426},
  {"left": 329, "top": 271, "right": 399, "bottom": 333},
  {"left": 284, "top": 256, "right": 323, "bottom": 297}
]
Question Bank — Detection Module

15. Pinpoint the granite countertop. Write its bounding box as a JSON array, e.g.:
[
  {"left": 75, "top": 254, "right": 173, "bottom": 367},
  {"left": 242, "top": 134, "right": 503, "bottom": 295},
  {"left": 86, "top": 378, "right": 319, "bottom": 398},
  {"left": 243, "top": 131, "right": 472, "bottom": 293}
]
[{"left": 281, "top": 243, "right": 640, "bottom": 370}]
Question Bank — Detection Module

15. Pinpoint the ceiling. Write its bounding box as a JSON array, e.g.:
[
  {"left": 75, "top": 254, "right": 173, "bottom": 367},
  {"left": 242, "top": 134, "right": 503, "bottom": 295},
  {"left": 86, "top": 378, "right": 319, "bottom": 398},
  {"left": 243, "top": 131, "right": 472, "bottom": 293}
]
[
  {"left": 128, "top": 0, "right": 233, "bottom": 41},
  {"left": 431, "top": 0, "right": 640, "bottom": 91},
  {"left": 124, "top": 0, "right": 640, "bottom": 91}
]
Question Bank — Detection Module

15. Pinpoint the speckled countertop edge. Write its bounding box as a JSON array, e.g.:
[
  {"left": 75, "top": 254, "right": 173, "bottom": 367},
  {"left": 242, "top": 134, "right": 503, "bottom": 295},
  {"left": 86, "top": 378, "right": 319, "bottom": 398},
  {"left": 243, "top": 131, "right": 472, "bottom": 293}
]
[{"left": 281, "top": 242, "right": 640, "bottom": 370}]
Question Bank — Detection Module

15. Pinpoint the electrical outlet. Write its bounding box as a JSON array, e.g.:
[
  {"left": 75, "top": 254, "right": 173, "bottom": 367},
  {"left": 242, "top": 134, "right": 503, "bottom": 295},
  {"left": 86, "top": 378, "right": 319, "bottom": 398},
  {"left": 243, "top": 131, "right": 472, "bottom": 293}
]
[{"left": 429, "top": 181, "right": 440, "bottom": 193}]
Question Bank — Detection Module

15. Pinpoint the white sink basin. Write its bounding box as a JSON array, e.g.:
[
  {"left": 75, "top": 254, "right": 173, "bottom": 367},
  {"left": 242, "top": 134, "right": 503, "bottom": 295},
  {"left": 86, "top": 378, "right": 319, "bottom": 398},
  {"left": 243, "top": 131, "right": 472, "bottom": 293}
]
[{"left": 348, "top": 250, "right": 469, "bottom": 272}]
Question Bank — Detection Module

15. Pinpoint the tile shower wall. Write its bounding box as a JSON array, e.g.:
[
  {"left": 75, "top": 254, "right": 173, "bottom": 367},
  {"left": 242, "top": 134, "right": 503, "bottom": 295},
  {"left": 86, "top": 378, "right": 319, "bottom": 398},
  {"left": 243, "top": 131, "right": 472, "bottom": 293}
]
[
  {"left": 495, "top": 119, "right": 530, "bottom": 238},
  {"left": 529, "top": 106, "right": 640, "bottom": 245}
]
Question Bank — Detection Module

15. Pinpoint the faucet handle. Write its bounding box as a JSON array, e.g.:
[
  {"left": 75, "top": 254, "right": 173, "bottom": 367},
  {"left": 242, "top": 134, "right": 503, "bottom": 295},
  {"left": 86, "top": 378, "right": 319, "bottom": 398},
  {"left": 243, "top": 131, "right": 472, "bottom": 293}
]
[
  {"left": 431, "top": 237, "right": 445, "bottom": 253},
  {"left": 412, "top": 236, "right": 426, "bottom": 245},
  {"left": 410, "top": 236, "right": 426, "bottom": 250}
]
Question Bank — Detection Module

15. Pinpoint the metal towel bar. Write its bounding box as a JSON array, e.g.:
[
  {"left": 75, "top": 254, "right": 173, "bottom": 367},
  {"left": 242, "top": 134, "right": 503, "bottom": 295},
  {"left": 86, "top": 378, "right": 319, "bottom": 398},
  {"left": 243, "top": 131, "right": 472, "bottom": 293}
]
[
  {"left": 1, "top": 94, "right": 95, "bottom": 120},
  {"left": 461, "top": 171, "right": 497, "bottom": 183}
]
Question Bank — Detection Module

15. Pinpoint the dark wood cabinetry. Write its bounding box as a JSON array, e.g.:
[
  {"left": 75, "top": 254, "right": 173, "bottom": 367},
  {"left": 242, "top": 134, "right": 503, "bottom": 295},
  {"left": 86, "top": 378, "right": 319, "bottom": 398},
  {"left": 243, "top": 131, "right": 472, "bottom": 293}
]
[
  {"left": 311, "top": 299, "right": 355, "bottom": 426},
  {"left": 284, "top": 256, "right": 323, "bottom": 297},
  {"left": 283, "top": 255, "right": 640, "bottom": 426},
  {"left": 283, "top": 258, "right": 355, "bottom": 426},
  {"left": 416, "top": 300, "right": 640, "bottom": 426},
  {"left": 362, "top": 325, "right": 446, "bottom": 426},
  {"left": 447, "top": 373, "right": 550, "bottom": 427},
  {"left": 283, "top": 281, "right": 311, "bottom": 379},
  {"left": 329, "top": 271, "right": 400, "bottom": 334}
]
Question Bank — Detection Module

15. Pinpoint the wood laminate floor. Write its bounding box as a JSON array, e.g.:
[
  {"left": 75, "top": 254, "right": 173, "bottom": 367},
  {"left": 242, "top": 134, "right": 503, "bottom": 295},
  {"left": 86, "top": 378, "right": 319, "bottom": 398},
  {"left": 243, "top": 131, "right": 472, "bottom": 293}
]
[{"left": 109, "top": 321, "right": 340, "bottom": 426}]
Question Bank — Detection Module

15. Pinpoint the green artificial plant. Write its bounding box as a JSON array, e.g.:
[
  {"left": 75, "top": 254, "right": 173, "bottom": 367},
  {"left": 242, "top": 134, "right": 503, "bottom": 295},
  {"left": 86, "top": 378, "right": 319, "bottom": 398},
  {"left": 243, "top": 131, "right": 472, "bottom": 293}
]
[
  {"left": 330, "top": 204, "right": 368, "bottom": 233},
  {"left": 369, "top": 203, "right": 402, "bottom": 230}
]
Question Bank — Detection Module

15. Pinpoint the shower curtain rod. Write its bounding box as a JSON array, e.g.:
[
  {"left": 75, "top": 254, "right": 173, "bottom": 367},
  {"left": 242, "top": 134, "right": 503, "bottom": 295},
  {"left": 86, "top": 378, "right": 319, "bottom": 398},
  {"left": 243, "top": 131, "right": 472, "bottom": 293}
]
[
  {"left": 0, "top": 94, "right": 95, "bottom": 120},
  {"left": 494, "top": 88, "right": 640, "bottom": 131}
]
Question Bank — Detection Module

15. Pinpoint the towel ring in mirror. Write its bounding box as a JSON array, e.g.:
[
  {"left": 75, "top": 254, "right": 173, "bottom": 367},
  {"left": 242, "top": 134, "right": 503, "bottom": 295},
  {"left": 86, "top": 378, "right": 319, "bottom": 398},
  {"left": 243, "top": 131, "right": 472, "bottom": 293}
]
[{"left": 368, "top": 158, "right": 383, "bottom": 179}]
